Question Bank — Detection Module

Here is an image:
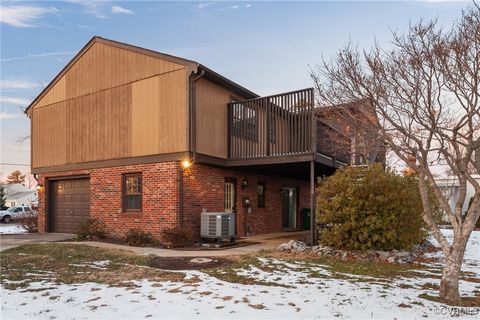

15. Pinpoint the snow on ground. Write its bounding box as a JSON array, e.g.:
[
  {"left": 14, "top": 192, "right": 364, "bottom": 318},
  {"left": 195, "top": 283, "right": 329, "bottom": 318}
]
[
  {"left": 0, "top": 224, "right": 27, "bottom": 235},
  {"left": 427, "top": 228, "right": 480, "bottom": 279},
  {"left": 1, "top": 230, "right": 480, "bottom": 320}
]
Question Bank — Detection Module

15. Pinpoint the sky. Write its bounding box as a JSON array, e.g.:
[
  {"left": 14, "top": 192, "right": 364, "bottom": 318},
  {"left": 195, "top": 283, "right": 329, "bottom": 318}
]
[{"left": 0, "top": 0, "right": 473, "bottom": 181}]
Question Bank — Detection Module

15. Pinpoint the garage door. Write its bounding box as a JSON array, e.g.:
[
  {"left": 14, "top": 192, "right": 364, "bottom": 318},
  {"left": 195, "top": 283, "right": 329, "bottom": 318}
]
[{"left": 50, "top": 178, "right": 90, "bottom": 233}]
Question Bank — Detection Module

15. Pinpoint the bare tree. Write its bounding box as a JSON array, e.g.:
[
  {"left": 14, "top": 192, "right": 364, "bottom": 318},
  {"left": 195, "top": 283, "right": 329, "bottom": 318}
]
[
  {"left": 23, "top": 173, "right": 38, "bottom": 189},
  {"left": 311, "top": 4, "right": 479, "bottom": 304}
]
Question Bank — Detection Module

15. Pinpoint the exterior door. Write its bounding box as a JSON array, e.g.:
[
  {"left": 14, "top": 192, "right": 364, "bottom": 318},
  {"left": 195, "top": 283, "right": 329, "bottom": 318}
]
[
  {"left": 281, "top": 188, "right": 297, "bottom": 229},
  {"left": 50, "top": 178, "right": 90, "bottom": 233},
  {"left": 224, "top": 182, "right": 235, "bottom": 213}
]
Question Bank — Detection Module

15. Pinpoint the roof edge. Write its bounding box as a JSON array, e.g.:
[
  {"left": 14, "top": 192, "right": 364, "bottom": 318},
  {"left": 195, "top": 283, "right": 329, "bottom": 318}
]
[
  {"left": 25, "top": 36, "right": 260, "bottom": 114},
  {"left": 198, "top": 64, "right": 259, "bottom": 99}
]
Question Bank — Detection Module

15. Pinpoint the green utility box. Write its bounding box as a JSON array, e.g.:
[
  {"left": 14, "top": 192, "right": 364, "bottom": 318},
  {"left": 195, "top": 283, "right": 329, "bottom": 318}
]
[{"left": 301, "top": 208, "right": 311, "bottom": 230}]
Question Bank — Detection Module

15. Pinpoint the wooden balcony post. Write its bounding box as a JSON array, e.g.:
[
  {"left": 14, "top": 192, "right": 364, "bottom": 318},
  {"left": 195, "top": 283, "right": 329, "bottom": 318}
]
[
  {"left": 311, "top": 88, "right": 317, "bottom": 155},
  {"left": 266, "top": 100, "right": 271, "bottom": 156},
  {"left": 310, "top": 160, "right": 316, "bottom": 245}
]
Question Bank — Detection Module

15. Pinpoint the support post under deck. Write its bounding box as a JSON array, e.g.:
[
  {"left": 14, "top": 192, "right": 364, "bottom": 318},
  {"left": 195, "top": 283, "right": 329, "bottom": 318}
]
[{"left": 310, "top": 160, "right": 316, "bottom": 245}]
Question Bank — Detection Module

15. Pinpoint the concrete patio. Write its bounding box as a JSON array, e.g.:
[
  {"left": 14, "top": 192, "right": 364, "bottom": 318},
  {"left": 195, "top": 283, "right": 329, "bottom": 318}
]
[
  {"left": 0, "top": 232, "right": 75, "bottom": 252},
  {"left": 0, "top": 229, "right": 308, "bottom": 256}
]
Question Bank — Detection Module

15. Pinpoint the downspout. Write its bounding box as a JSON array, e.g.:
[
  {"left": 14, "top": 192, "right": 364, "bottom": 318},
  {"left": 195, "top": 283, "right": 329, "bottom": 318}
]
[
  {"left": 179, "top": 69, "right": 205, "bottom": 228},
  {"left": 190, "top": 69, "right": 205, "bottom": 163},
  {"left": 179, "top": 167, "right": 184, "bottom": 227}
]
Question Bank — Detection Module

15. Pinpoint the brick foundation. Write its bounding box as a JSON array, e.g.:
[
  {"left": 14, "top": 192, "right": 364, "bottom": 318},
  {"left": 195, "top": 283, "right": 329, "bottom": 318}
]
[{"left": 37, "top": 161, "right": 311, "bottom": 240}]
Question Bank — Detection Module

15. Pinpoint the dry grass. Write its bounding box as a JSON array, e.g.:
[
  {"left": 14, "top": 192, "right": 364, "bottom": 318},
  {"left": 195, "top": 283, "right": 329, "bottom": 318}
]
[
  {"left": 0, "top": 243, "right": 184, "bottom": 289},
  {"left": 419, "top": 293, "right": 480, "bottom": 307},
  {"left": 263, "top": 250, "right": 421, "bottom": 279},
  {"left": 204, "top": 255, "right": 294, "bottom": 288}
]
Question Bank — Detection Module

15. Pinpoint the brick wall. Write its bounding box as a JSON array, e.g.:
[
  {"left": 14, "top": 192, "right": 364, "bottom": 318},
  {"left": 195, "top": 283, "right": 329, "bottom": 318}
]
[
  {"left": 37, "top": 161, "right": 311, "bottom": 240},
  {"left": 183, "top": 164, "right": 310, "bottom": 237}
]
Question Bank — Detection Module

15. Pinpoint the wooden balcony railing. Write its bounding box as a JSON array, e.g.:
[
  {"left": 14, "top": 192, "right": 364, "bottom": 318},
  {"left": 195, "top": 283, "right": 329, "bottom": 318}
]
[
  {"left": 228, "top": 88, "right": 314, "bottom": 159},
  {"left": 316, "top": 121, "right": 351, "bottom": 164}
]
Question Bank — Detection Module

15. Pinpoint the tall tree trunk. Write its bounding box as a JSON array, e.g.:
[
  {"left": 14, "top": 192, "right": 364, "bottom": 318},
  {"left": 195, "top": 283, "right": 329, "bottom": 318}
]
[{"left": 439, "top": 242, "right": 467, "bottom": 304}]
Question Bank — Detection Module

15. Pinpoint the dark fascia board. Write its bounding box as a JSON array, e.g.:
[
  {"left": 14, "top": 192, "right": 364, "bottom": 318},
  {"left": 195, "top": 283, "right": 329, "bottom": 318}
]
[
  {"left": 197, "top": 64, "right": 259, "bottom": 100},
  {"left": 32, "top": 152, "right": 346, "bottom": 174},
  {"left": 227, "top": 153, "right": 315, "bottom": 166},
  {"left": 32, "top": 152, "right": 191, "bottom": 174},
  {"left": 25, "top": 36, "right": 259, "bottom": 114},
  {"left": 315, "top": 152, "right": 347, "bottom": 168}
]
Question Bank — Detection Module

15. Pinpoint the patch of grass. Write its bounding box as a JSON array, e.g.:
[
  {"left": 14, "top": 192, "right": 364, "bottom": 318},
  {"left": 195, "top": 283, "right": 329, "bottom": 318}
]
[
  {"left": 0, "top": 243, "right": 185, "bottom": 289},
  {"left": 461, "top": 277, "right": 480, "bottom": 283},
  {"left": 420, "top": 283, "right": 440, "bottom": 290},
  {"left": 204, "top": 255, "right": 294, "bottom": 288},
  {"left": 265, "top": 251, "right": 422, "bottom": 280},
  {"left": 206, "top": 251, "right": 435, "bottom": 288},
  {"left": 398, "top": 303, "right": 412, "bottom": 308},
  {"left": 419, "top": 293, "right": 480, "bottom": 307}
]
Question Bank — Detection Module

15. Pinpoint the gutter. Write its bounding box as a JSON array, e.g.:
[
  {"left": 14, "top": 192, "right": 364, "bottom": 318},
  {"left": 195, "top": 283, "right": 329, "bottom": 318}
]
[{"left": 180, "top": 69, "right": 205, "bottom": 228}]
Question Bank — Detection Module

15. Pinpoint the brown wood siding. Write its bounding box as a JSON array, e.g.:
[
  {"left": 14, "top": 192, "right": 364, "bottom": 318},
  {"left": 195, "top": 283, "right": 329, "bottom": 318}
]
[
  {"left": 35, "top": 42, "right": 184, "bottom": 108},
  {"left": 31, "top": 102, "right": 66, "bottom": 168},
  {"left": 31, "top": 42, "right": 188, "bottom": 170},
  {"left": 66, "top": 84, "right": 133, "bottom": 163},
  {"left": 195, "top": 78, "right": 245, "bottom": 159},
  {"left": 132, "top": 69, "right": 188, "bottom": 156}
]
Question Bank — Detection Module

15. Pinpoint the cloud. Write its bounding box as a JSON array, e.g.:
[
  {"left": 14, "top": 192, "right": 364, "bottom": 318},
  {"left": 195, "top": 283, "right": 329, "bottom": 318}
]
[
  {"left": 0, "top": 97, "right": 32, "bottom": 106},
  {"left": 0, "top": 79, "right": 39, "bottom": 90},
  {"left": 198, "top": 2, "right": 214, "bottom": 9},
  {"left": 111, "top": 5, "right": 134, "bottom": 15},
  {"left": 1, "top": 51, "right": 74, "bottom": 63},
  {"left": 65, "top": 0, "right": 108, "bottom": 19},
  {"left": 217, "top": 3, "right": 251, "bottom": 12},
  {"left": 0, "top": 4, "right": 58, "bottom": 28},
  {"left": 0, "top": 111, "right": 20, "bottom": 120}
]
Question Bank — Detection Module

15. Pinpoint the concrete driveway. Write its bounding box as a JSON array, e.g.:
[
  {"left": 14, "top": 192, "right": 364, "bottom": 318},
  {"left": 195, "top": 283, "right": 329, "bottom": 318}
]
[{"left": 0, "top": 233, "right": 75, "bottom": 252}]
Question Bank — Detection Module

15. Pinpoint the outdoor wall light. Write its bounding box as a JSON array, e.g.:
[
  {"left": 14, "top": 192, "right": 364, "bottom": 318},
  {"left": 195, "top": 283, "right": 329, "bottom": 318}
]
[
  {"left": 241, "top": 177, "right": 248, "bottom": 189},
  {"left": 36, "top": 184, "right": 44, "bottom": 193},
  {"left": 181, "top": 160, "right": 192, "bottom": 169},
  {"left": 242, "top": 196, "right": 251, "bottom": 208}
]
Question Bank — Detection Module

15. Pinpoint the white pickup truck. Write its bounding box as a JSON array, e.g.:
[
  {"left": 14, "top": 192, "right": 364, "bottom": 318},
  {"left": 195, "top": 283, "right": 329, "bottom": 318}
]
[{"left": 0, "top": 206, "right": 35, "bottom": 223}]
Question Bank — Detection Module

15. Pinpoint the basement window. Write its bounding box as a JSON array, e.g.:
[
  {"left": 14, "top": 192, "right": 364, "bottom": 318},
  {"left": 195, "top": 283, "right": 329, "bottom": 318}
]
[{"left": 123, "top": 173, "right": 142, "bottom": 211}]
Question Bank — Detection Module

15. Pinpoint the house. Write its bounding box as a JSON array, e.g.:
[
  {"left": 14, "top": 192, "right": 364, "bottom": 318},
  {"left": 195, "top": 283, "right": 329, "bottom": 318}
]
[
  {"left": 2, "top": 184, "right": 38, "bottom": 208},
  {"left": 435, "top": 174, "right": 480, "bottom": 221},
  {"left": 315, "top": 99, "right": 385, "bottom": 165},
  {"left": 26, "top": 36, "right": 372, "bottom": 239}
]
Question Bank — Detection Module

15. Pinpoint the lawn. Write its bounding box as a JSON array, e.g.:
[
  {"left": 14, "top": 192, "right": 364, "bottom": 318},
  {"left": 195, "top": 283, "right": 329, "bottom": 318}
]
[{"left": 1, "top": 230, "right": 479, "bottom": 319}]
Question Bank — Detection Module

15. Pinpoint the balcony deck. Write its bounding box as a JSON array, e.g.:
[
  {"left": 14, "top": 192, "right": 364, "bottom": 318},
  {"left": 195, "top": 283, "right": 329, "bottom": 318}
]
[{"left": 226, "top": 88, "right": 349, "bottom": 169}]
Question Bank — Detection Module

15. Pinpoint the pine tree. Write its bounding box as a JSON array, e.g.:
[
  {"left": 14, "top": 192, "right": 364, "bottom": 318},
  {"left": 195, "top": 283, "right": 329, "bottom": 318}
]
[
  {"left": 6, "top": 170, "right": 26, "bottom": 184},
  {"left": 0, "top": 185, "right": 6, "bottom": 210}
]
